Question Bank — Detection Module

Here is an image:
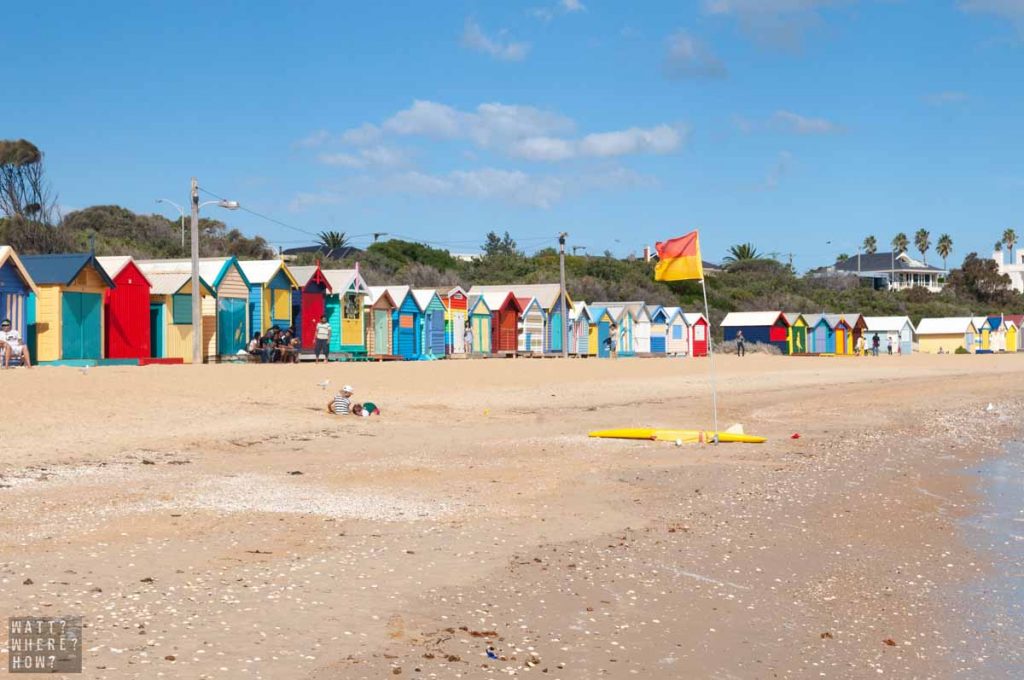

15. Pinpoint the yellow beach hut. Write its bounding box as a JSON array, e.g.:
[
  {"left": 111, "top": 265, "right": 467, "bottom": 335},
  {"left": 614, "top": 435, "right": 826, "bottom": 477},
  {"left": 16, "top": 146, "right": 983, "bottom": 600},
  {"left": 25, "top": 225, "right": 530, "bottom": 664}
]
[
  {"left": 139, "top": 268, "right": 217, "bottom": 363},
  {"left": 237, "top": 260, "right": 299, "bottom": 335},
  {"left": 916, "top": 317, "right": 977, "bottom": 354}
]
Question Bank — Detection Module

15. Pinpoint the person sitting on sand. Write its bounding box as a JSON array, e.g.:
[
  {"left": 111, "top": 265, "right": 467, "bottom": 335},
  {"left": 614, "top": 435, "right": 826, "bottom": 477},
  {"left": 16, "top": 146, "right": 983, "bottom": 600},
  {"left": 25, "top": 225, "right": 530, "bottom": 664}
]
[
  {"left": 277, "top": 327, "right": 298, "bottom": 364},
  {"left": 0, "top": 319, "right": 31, "bottom": 368},
  {"left": 327, "top": 385, "right": 354, "bottom": 415},
  {"left": 247, "top": 331, "right": 264, "bottom": 362}
]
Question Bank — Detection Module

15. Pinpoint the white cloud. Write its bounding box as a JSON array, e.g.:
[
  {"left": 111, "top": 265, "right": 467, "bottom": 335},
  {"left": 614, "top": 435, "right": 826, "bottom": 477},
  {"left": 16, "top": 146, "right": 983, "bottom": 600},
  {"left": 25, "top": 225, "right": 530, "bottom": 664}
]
[
  {"left": 340, "top": 123, "right": 382, "bottom": 146},
  {"left": 772, "top": 110, "right": 841, "bottom": 134},
  {"left": 508, "top": 125, "right": 687, "bottom": 161},
  {"left": 318, "top": 146, "right": 408, "bottom": 169},
  {"left": 530, "top": 0, "right": 585, "bottom": 21},
  {"left": 704, "top": 0, "right": 842, "bottom": 49},
  {"left": 294, "top": 129, "right": 331, "bottom": 148},
  {"left": 461, "top": 18, "right": 530, "bottom": 61},
  {"left": 924, "top": 91, "right": 969, "bottom": 106},
  {"left": 562, "top": 0, "right": 585, "bottom": 11},
  {"left": 381, "top": 100, "right": 575, "bottom": 149},
  {"left": 664, "top": 31, "right": 728, "bottom": 79}
]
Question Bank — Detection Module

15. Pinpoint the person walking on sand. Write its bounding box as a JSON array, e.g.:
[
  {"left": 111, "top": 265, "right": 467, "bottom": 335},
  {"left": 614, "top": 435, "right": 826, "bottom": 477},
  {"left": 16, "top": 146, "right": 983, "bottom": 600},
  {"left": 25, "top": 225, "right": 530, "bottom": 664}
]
[
  {"left": 736, "top": 329, "right": 746, "bottom": 357},
  {"left": 314, "top": 315, "right": 331, "bottom": 363},
  {"left": 872, "top": 333, "right": 881, "bottom": 357}
]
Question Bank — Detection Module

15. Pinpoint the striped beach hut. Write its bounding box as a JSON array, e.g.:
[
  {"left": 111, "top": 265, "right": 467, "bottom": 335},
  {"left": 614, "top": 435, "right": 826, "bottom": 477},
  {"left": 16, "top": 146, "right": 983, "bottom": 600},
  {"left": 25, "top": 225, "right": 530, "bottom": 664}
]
[
  {"left": 413, "top": 288, "right": 446, "bottom": 358},
  {"left": 0, "top": 246, "right": 38, "bottom": 342},
  {"left": 140, "top": 269, "right": 216, "bottom": 363},
  {"left": 364, "top": 287, "right": 397, "bottom": 357},
  {"left": 237, "top": 260, "right": 298, "bottom": 336},
  {"left": 661, "top": 306, "right": 689, "bottom": 356},
  {"left": 647, "top": 305, "right": 667, "bottom": 354},
  {"left": 721, "top": 311, "right": 790, "bottom": 353},
  {"left": 916, "top": 317, "right": 977, "bottom": 354},
  {"left": 682, "top": 312, "right": 709, "bottom": 357},
  {"left": 592, "top": 302, "right": 649, "bottom": 355},
  {"left": 288, "top": 264, "right": 332, "bottom": 351},
  {"left": 863, "top": 316, "right": 915, "bottom": 355},
  {"left": 469, "top": 284, "right": 571, "bottom": 354},
  {"left": 323, "top": 269, "right": 369, "bottom": 356},
  {"left": 97, "top": 256, "right": 153, "bottom": 360},
  {"left": 571, "top": 301, "right": 592, "bottom": 356},
  {"left": 467, "top": 295, "right": 492, "bottom": 354},
  {"left": 784, "top": 313, "right": 808, "bottom": 354},
  {"left": 518, "top": 297, "right": 546, "bottom": 354},
  {"left": 23, "top": 253, "right": 115, "bottom": 362},
  {"left": 437, "top": 286, "right": 469, "bottom": 355}
]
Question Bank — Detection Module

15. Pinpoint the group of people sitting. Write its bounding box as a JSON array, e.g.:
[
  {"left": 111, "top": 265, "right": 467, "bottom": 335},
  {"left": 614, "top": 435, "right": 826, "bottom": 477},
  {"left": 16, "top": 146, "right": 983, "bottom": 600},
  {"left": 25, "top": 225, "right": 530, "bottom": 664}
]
[
  {"left": 0, "top": 319, "right": 30, "bottom": 368},
  {"left": 247, "top": 326, "right": 300, "bottom": 364},
  {"left": 327, "top": 385, "right": 380, "bottom": 417}
]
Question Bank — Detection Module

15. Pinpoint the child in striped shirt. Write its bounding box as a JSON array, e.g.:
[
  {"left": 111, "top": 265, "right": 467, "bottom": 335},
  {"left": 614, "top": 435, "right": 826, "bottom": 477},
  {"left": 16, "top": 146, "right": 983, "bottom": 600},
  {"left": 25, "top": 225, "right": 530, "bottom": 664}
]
[{"left": 328, "top": 385, "right": 354, "bottom": 415}]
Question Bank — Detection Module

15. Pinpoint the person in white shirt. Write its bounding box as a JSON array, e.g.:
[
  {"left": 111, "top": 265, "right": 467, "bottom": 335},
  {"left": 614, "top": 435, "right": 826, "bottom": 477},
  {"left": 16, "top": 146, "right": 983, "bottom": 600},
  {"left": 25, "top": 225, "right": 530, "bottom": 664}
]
[
  {"left": 314, "top": 315, "right": 331, "bottom": 363},
  {"left": 0, "top": 319, "right": 31, "bottom": 368}
]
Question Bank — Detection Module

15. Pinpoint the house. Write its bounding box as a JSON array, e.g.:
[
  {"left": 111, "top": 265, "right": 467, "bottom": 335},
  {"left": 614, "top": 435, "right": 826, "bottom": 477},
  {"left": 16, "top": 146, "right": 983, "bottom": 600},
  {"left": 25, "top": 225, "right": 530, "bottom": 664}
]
[
  {"left": 827, "top": 251, "right": 947, "bottom": 293},
  {"left": 364, "top": 287, "right": 397, "bottom": 357},
  {"left": 96, "top": 256, "right": 153, "bottom": 360},
  {"left": 863, "top": 316, "right": 915, "bottom": 356},
  {"left": 721, "top": 311, "right": 790, "bottom": 353},
  {"left": 141, "top": 269, "right": 216, "bottom": 363},
  {"left": 288, "top": 263, "right": 332, "bottom": 351},
  {"left": 412, "top": 288, "right": 446, "bottom": 358},
  {"left": 237, "top": 260, "right": 299, "bottom": 336},
  {"left": 23, "top": 253, "right": 115, "bottom": 363},
  {"left": 468, "top": 284, "right": 571, "bottom": 354},
  {"left": 602, "top": 305, "right": 635, "bottom": 356},
  {"left": 467, "top": 295, "right": 492, "bottom": 354},
  {"left": 0, "top": 246, "right": 38, "bottom": 344},
  {"left": 681, "top": 312, "right": 710, "bottom": 357},
  {"left": 784, "top": 313, "right": 808, "bottom": 354},
  {"left": 916, "top": 317, "right": 977, "bottom": 354},
  {"left": 323, "top": 269, "right": 369, "bottom": 356},
  {"left": 992, "top": 249, "right": 1024, "bottom": 293}
]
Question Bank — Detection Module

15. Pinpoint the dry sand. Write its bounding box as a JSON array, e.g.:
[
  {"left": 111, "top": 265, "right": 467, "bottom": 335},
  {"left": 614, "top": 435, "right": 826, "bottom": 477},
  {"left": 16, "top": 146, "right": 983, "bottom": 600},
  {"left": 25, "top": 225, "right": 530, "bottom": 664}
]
[{"left": 1, "top": 354, "right": 1022, "bottom": 679}]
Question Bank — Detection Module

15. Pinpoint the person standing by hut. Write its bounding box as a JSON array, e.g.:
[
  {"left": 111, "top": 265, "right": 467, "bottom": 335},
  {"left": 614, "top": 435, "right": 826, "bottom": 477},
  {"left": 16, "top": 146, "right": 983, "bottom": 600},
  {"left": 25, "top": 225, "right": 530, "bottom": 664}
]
[
  {"left": 872, "top": 333, "right": 881, "bottom": 357},
  {"left": 314, "top": 314, "right": 331, "bottom": 363},
  {"left": 736, "top": 329, "right": 746, "bottom": 357},
  {"left": 464, "top": 322, "right": 474, "bottom": 356}
]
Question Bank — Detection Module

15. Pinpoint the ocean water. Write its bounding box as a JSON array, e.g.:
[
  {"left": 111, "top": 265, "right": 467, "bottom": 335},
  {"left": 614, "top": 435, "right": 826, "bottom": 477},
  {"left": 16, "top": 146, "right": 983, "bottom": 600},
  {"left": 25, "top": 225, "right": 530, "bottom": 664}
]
[{"left": 957, "top": 442, "right": 1024, "bottom": 677}]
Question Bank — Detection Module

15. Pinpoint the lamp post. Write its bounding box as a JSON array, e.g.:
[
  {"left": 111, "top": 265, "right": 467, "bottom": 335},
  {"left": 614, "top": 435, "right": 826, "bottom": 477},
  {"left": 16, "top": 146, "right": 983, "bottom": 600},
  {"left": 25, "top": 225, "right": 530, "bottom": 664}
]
[
  {"left": 156, "top": 198, "right": 187, "bottom": 249},
  {"left": 188, "top": 177, "right": 239, "bottom": 365},
  {"left": 558, "top": 232, "right": 569, "bottom": 358}
]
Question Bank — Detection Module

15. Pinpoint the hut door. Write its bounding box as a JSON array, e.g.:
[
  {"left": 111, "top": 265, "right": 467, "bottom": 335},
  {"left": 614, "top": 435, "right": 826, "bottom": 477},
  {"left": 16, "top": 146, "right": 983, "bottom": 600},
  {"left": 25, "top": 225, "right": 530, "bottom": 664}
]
[
  {"left": 217, "top": 298, "right": 247, "bottom": 356},
  {"left": 396, "top": 313, "right": 417, "bottom": 358},
  {"left": 427, "top": 310, "right": 445, "bottom": 355},
  {"left": 61, "top": 292, "right": 102, "bottom": 360},
  {"left": 549, "top": 311, "right": 563, "bottom": 352},
  {"left": 300, "top": 292, "right": 325, "bottom": 350},
  {"left": 149, "top": 304, "right": 163, "bottom": 358},
  {"left": 598, "top": 322, "right": 610, "bottom": 358},
  {"left": 473, "top": 315, "right": 490, "bottom": 353},
  {"left": 374, "top": 310, "right": 389, "bottom": 354},
  {"left": 452, "top": 311, "right": 466, "bottom": 353}
]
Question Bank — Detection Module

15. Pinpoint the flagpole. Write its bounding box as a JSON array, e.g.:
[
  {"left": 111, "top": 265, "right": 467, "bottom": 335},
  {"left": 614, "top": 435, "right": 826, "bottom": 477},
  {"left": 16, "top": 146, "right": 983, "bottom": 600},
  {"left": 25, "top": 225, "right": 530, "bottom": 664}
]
[{"left": 699, "top": 276, "right": 720, "bottom": 442}]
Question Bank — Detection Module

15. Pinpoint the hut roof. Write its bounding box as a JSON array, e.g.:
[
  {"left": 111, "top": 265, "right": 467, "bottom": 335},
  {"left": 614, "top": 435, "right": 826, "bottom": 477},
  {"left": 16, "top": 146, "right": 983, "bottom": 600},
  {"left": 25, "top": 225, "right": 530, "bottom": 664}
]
[
  {"left": 917, "top": 317, "right": 976, "bottom": 334},
  {"left": 0, "top": 246, "right": 39, "bottom": 294},
  {"left": 237, "top": 260, "right": 298, "bottom": 287},
  {"left": 382, "top": 285, "right": 412, "bottom": 307},
  {"left": 287, "top": 264, "right": 331, "bottom": 290},
  {"left": 468, "top": 295, "right": 490, "bottom": 313},
  {"left": 467, "top": 284, "right": 568, "bottom": 310},
  {"left": 144, "top": 271, "right": 216, "bottom": 296},
  {"left": 589, "top": 301, "right": 647, "bottom": 318},
  {"left": 22, "top": 253, "right": 115, "bottom": 287},
  {"left": 411, "top": 288, "right": 442, "bottom": 311},
  {"left": 681, "top": 312, "right": 707, "bottom": 326},
  {"left": 364, "top": 286, "right": 397, "bottom": 308},
  {"left": 863, "top": 316, "right": 915, "bottom": 332},
  {"left": 720, "top": 311, "right": 787, "bottom": 327},
  {"left": 1003, "top": 314, "right": 1024, "bottom": 328},
  {"left": 95, "top": 256, "right": 152, "bottom": 286},
  {"left": 322, "top": 268, "right": 368, "bottom": 294},
  {"left": 136, "top": 257, "right": 250, "bottom": 288}
]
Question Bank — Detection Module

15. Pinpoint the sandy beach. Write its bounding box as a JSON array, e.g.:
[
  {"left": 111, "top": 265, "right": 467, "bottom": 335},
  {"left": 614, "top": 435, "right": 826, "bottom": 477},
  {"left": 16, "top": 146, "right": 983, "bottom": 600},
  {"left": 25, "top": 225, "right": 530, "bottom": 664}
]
[{"left": 1, "top": 354, "right": 1022, "bottom": 679}]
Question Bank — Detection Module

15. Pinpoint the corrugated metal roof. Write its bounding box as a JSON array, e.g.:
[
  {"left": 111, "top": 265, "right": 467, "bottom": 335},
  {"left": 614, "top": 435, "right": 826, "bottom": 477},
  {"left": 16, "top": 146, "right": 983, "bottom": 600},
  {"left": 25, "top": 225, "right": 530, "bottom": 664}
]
[
  {"left": 801, "top": 313, "right": 822, "bottom": 327},
  {"left": 720, "top": 311, "right": 785, "bottom": 327},
  {"left": 22, "top": 253, "right": 115, "bottom": 287},
  {"left": 863, "top": 316, "right": 915, "bottom": 332},
  {"left": 0, "top": 246, "right": 39, "bottom": 294},
  {"left": 916, "top": 317, "right": 976, "bottom": 334}
]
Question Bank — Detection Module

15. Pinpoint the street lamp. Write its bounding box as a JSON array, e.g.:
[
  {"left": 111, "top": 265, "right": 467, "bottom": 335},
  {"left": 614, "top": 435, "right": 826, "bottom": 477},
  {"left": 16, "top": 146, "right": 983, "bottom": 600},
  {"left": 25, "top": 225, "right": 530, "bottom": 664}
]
[
  {"left": 156, "top": 198, "right": 187, "bottom": 249},
  {"left": 188, "top": 177, "right": 239, "bottom": 365}
]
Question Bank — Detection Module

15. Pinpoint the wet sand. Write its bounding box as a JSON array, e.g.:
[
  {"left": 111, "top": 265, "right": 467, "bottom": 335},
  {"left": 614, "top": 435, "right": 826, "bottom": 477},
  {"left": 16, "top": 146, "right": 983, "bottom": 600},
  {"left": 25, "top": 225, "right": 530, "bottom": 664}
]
[{"left": 1, "top": 354, "right": 1022, "bottom": 679}]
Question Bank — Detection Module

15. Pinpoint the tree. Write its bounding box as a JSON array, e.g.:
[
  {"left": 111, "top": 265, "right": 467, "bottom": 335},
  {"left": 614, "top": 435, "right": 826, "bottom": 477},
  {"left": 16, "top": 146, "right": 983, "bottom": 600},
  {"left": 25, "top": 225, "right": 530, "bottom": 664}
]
[
  {"left": 723, "top": 242, "right": 762, "bottom": 265},
  {"left": 482, "top": 231, "right": 522, "bottom": 258},
  {"left": 914, "top": 228, "right": 931, "bottom": 263},
  {"left": 0, "top": 139, "right": 58, "bottom": 223},
  {"left": 837, "top": 253, "right": 851, "bottom": 261},
  {"left": 995, "top": 240, "right": 1003, "bottom": 253},
  {"left": 936, "top": 233, "right": 953, "bottom": 270},
  {"left": 317, "top": 230, "right": 350, "bottom": 250},
  {"left": 862, "top": 235, "right": 877, "bottom": 255},
  {"left": 1003, "top": 228, "right": 1017, "bottom": 264},
  {"left": 945, "top": 253, "right": 1013, "bottom": 305},
  {"left": 891, "top": 232, "right": 909, "bottom": 255}
]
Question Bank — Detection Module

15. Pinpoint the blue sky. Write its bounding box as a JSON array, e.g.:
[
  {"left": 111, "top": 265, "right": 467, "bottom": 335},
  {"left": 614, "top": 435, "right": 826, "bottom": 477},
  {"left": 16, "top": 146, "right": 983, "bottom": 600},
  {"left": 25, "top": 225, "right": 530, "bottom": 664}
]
[{"left": 5, "top": 0, "right": 1023, "bottom": 270}]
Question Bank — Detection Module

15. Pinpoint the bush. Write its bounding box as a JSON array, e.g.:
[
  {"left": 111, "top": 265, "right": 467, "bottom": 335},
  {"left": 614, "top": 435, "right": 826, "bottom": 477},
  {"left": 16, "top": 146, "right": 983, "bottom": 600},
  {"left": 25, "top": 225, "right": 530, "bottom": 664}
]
[{"left": 954, "top": 346, "right": 970, "bottom": 354}]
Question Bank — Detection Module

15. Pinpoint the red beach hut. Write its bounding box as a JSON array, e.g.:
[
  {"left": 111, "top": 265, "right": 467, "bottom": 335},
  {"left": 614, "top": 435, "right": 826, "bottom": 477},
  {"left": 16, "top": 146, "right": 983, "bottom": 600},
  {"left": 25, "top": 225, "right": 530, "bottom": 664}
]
[
  {"left": 487, "top": 291, "right": 524, "bottom": 354},
  {"left": 97, "top": 256, "right": 153, "bottom": 359},
  {"left": 289, "top": 263, "right": 332, "bottom": 350}
]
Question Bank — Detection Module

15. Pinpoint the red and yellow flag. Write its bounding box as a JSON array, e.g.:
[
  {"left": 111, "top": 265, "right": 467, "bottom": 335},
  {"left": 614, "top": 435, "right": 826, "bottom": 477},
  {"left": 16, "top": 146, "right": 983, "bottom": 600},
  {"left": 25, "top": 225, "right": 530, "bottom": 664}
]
[{"left": 654, "top": 230, "right": 703, "bottom": 281}]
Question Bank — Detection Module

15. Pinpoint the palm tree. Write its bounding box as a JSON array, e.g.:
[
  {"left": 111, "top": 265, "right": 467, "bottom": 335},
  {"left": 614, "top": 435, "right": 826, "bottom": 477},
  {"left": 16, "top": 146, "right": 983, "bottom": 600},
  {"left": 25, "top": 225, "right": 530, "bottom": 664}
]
[
  {"left": 862, "top": 235, "right": 877, "bottom": 255},
  {"left": 914, "top": 228, "right": 931, "bottom": 264},
  {"left": 317, "top": 230, "right": 350, "bottom": 250},
  {"left": 1003, "top": 228, "right": 1017, "bottom": 264},
  {"left": 936, "top": 233, "right": 953, "bottom": 270},
  {"left": 891, "top": 232, "right": 909, "bottom": 255},
  {"left": 722, "top": 242, "right": 763, "bottom": 264}
]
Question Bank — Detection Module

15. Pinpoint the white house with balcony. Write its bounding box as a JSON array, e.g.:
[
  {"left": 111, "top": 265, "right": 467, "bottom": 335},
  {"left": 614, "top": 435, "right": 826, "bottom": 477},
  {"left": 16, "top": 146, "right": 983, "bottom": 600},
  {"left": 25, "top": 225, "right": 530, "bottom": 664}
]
[
  {"left": 993, "top": 249, "right": 1024, "bottom": 292},
  {"left": 827, "top": 251, "right": 947, "bottom": 292}
]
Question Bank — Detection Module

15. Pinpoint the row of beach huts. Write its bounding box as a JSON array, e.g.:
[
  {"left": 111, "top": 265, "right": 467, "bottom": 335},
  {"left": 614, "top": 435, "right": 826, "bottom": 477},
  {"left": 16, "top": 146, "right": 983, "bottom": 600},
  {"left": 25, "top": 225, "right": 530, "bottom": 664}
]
[
  {"left": 0, "top": 248, "right": 710, "bottom": 365},
  {"left": 0, "top": 246, "right": 1013, "bottom": 366},
  {"left": 721, "top": 311, "right": 1023, "bottom": 355}
]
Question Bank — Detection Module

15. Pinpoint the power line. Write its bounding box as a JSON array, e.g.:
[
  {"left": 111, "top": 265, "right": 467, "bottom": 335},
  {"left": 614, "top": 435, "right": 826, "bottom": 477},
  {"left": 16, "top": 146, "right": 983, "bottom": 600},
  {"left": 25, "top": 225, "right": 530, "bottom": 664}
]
[{"left": 199, "top": 186, "right": 321, "bottom": 238}]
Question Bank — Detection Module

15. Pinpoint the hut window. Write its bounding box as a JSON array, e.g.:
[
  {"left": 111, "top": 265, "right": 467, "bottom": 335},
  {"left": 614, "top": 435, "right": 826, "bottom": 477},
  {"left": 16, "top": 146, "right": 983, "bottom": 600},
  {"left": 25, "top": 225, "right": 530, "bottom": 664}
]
[
  {"left": 694, "top": 324, "right": 706, "bottom": 341},
  {"left": 273, "top": 289, "right": 290, "bottom": 319},
  {"left": 171, "top": 295, "right": 191, "bottom": 324},
  {"left": 672, "top": 325, "right": 683, "bottom": 340},
  {"left": 343, "top": 294, "right": 359, "bottom": 319}
]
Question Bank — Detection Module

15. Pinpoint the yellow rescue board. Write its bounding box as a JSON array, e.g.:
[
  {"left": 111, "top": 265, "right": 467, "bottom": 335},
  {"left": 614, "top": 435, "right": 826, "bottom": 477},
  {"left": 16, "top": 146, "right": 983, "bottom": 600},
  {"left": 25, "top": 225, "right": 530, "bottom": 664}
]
[{"left": 589, "top": 428, "right": 766, "bottom": 444}]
